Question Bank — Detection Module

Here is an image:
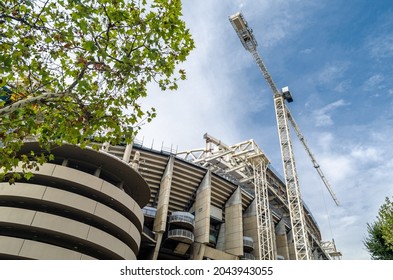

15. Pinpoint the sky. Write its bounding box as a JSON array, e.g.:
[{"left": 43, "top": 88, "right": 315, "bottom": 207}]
[{"left": 138, "top": 0, "right": 393, "bottom": 260}]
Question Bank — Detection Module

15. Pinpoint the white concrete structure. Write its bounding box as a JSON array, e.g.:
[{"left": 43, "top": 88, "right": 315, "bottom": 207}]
[
  {"left": 0, "top": 142, "right": 150, "bottom": 260},
  {"left": 0, "top": 138, "right": 336, "bottom": 260}
]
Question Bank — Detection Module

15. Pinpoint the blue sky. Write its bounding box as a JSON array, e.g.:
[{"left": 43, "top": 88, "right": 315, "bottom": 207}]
[{"left": 140, "top": 0, "right": 393, "bottom": 259}]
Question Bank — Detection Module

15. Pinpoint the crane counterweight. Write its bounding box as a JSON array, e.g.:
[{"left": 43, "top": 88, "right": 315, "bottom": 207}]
[{"left": 281, "top": 86, "right": 294, "bottom": 103}]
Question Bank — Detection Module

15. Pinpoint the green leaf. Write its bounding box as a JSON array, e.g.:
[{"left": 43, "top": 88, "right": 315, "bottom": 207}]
[
  {"left": 82, "top": 41, "right": 96, "bottom": 52},
  {"left": 0, "top": 0, "right": 194, "bottom": 183},
  {"left": 24, "top": 172, "right": 34, "bottom": 180}
]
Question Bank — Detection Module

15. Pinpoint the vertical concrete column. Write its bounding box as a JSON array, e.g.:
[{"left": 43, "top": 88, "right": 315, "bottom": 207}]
[
  {"left": 131, "top": 151, "right": 141, "bottom": 171},
  {"left": 243, "top": 199, "right": 259, "bottom": 259},
  {"left": 122, "top": 143, "right": 133, "bottom": 164},
  {"left": 224, "top": 187, "right": 243, "bottom": 256},
  {"left": 287, "top": 229, "right": 296, "bottom": 260},
  {"left": 192, "top": 171, "right": 212, "bottom": 260},
  {"left": 275, "top": 219, "right": 289, "bottom": 260},
  {"left": 152, "top": 156, "right": 174, "bottom": 260}
]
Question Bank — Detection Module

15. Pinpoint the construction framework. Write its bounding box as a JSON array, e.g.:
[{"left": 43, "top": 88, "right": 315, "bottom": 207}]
[{"left": 177, "top": 133, "right": 275, "bottom": 259}]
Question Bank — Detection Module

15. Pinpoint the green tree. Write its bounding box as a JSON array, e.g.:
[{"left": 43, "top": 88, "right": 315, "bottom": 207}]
[
  {"left": 0, "top": 0, "right": 194, "bottom": 182},
  {"left": 364, "top": 197, "right": 393, "bottom": 260},
  {"left": 379, "top": 197, "right": 393, "bottom": 249}
]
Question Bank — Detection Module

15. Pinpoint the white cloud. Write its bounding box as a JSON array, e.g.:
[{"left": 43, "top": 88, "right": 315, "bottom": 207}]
[
  {"left": 362, "top": 74, "right": 385, "bottom": 92},
  {"left": 317, "top": 132, "right": 334, "bottom": 152},
  {"left": 339, "top": 215, "right": 360, "bottom": 228},
  {"left": 318, "top": 62, "right": 350, "bottom": 85},
  {"left": 300, "top": 48, "right": 314, "bottom": 54},
  {"left": 235, "top": 0, "right": 246, "bottom": 9},
  {"left": 139, "top": 1, "right": 252, "bottom": 151},
  {"left": 365, "top": 10, "right": 393, "bottom": 63},
  {"left": 313, "top": 99, "right": 349, "bottom": 127},
  {"left": 324, "top": 156, "right": 353, "bottom": 183},
  {"left": 334, "top": 80, "right": 351, "bottom": 93},
  {"left": 315, "top": 114, "right": 334, "bottom": 127},
  {"left": 368, "top": 33, "right": 393, "bottom": 59},
  {"left": 350, "top": 145, "right": 382, "bottom": 163}
]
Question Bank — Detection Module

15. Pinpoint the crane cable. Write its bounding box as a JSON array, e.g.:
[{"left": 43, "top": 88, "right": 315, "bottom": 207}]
[{"left": 317, "top": 172, "right": 335, "bottom": 240}]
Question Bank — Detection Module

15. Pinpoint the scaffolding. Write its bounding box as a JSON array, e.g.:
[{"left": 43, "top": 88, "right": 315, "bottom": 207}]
[
  {"left": 177, "top": 133, "right": 276, "bottom": 259},
  {"left": 321, "top": 239, "right": 342, "bottom": 260}
]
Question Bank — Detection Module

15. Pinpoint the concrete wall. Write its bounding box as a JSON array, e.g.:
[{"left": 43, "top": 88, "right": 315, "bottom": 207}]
[{"left": 0, "top": 144, "right": 150, "bottom": 260}]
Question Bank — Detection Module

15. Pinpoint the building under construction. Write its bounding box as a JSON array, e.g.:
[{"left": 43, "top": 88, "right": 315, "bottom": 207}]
[
  {"left": 0, "top": 137, "right": 340, "bottom": 260},
  {"left": 129, "top": 134, "right": 340, "bottom": 260}
]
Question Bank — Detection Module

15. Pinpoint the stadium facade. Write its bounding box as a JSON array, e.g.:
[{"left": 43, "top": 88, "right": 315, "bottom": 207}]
[{"left": 0, "top": 137, "right": 332, "bottom": 260}]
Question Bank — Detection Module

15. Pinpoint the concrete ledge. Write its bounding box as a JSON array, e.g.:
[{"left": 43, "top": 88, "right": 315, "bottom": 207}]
[{"left": 0, "top": 206, "right": 137, "bottom": 259}]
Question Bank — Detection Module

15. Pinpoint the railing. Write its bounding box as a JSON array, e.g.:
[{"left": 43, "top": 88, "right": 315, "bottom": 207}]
[
  {"left": 142, "top": 207, "right": 157, "bottom": 218},
  {"left": 169, "top": 212, "right": 195, "bottom": 227},
  {"left": 243, "top": 236, "right": 254, "bottom": 250},
  {"left": 241, "top": 253, "right": 256, "bottom": 260},
  {"left": 168, "top": 229, "right": 194, "bottom": 243}
]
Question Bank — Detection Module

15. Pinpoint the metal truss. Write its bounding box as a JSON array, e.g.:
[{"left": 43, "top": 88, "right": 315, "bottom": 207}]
[
  {"left": 274, "top": 96, "right": 311, "bottom": 260},
  {"left": 177, "top": 133, "right": 275, "bottom": 259},
  {"left": 321, "top": 239, "right": 342, "bottom": 260},
  {"left": 249, "top": 155, "right": 275, "bottom": 259}
]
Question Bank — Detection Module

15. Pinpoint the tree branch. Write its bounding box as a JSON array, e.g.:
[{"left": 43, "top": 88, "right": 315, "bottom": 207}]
[
  {"left": 0, "top": 65, "right": 89, "bottom": 117},
  {"left": 0, "top": 14, "right": 42, "bottom": 31},
  {"left": 33, "top": 0, "right": 50, "bottom": 26}
]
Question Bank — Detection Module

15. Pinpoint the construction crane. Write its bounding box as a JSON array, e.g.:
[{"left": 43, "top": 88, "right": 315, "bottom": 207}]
[{"left": 229, "top": 12, "right": 339, "bottom": 259}]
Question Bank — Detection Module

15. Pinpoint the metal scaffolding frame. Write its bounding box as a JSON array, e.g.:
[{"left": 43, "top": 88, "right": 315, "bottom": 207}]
[
  {"left": 177, "top": 133, "right": 276, "bottom": 259},
  {"left": 321, "top": 239, "right": 342, "bottom": 260},
  {"left": 249, "top": 154, "right": 275, "bottom": 259}
]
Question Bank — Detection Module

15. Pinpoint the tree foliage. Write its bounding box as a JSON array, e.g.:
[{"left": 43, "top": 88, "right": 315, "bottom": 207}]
[
  {"left": 364, "top": 197, "right": 393, "bottom": 260},
  {"left": 0, "top": 0, "right": 194, "bottom": 181}
]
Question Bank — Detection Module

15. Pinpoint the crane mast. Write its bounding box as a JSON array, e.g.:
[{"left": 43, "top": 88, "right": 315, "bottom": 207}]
[{"left": 229, "top": 12, "right": 312, "bottom": 259}]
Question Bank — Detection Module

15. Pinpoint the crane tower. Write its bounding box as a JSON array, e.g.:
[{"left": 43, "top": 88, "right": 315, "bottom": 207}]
[{"left": 229, "top": 12, "right": 314, "bottom": 260}]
